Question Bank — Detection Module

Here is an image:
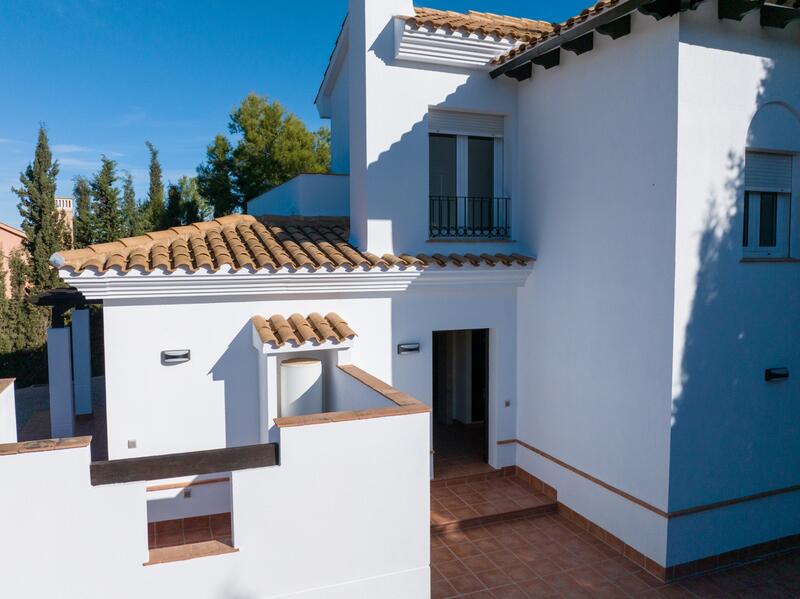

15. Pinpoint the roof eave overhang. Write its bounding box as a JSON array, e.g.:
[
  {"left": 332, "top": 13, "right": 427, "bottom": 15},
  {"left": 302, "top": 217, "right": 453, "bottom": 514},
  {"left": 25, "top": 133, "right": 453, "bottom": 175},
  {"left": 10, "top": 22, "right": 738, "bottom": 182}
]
[
  {"left": 490, "top": 0, "right": 646, "bottom": 79},
  {"left": 394, "top": 16, "right": 524, "bottom": 71},
  {"left": 315, "top": 16, "right": 349, "bottom": 119},
  {"left": 58, "top": 262, "right": 534, "bottom": 301}
]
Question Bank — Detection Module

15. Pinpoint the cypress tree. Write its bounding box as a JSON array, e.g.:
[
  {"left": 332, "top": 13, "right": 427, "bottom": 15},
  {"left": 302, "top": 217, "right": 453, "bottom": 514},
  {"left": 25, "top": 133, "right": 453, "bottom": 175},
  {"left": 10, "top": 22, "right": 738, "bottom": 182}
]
[
  {"left": 12, "top": 125, "right": 68, "bottom": 291},
  {"left": 164, "top": 182, "right": 183, "bottom": 228},
  {"left": 121, "top": 173, "right": 142, "bottom": 237},
  {"left": 145, "top": 141, "right": 165, "bottom": 229},
  {"left": 73, "top": 176, "right": 93, "bottom": 248},
  {"left": 91, "top": 156, "right": 123, "bottom": 243}
]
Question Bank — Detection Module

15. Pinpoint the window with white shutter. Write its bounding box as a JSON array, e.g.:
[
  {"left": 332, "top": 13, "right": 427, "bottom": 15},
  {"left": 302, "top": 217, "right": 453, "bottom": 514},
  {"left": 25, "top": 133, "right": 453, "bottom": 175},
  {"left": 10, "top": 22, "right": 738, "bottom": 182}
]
[
  {"left": 427, "top": 109, "right": 509, "bottom": 239},
  {"left": 743, "top": 152, "right": 793, "bottom": 258}
]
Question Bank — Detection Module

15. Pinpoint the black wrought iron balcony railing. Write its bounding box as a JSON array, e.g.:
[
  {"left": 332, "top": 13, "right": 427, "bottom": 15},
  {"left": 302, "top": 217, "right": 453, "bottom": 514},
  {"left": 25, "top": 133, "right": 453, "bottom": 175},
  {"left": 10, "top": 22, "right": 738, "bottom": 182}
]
[{"left": 429, "top": 195, "right": 511, "bottom": 239}]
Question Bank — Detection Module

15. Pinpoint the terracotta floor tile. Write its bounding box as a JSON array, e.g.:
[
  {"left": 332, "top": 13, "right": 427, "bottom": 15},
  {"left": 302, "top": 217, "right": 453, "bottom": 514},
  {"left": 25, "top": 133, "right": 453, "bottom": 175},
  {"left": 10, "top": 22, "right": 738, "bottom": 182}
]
[
  {"left": 431, "top": 579, "right": 458, "bottom": 599},
  {"left": 489, "top": 583, "right": 528, "bottom": 598},
  {"left": 437, "top": 559, "right": 472, "bottom": 580},
  {"left": 449, "top": 573, "right": 488, "bottom": 595},
  {"left": 516, "top": 576, "right": 559, "bottom": 598},
  {"left": 430, "top": 484, "right": 800, "bottom": 599},
  {"left": 450, "top": 542, "right": 484, "bottom": 559},
  {"left": 463, "top": 554, "right": 497, "bottom": 575},
  {"left": 475, "top": 567, "right": 511, "bottom": 589},
  {"left": 487, "top": 549, "right": 524, "bottom": 570},
  {"left": 462, "top": 591, "right": 496, "bottom": 599},
  {"left": 502, "top": 562, "right": 536, "bottom": 583}
]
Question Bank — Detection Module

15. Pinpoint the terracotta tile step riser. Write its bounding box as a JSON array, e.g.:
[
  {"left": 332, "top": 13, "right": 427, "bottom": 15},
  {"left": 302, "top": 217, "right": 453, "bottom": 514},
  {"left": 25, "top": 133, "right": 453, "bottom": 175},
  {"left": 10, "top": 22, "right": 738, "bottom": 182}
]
[{"left": 432, "top": 503, "right": 558, "bottom": 535}]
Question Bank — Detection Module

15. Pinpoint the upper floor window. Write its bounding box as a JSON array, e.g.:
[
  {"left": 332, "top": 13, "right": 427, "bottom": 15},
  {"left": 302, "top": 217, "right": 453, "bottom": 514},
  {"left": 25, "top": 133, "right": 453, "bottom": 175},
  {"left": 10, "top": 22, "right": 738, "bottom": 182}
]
[
  {"left": 428, "top": 110, "right": 509, "bottom": 239},
  {"left": 743, "top": 151, "right": 793, "bottom": 258}
]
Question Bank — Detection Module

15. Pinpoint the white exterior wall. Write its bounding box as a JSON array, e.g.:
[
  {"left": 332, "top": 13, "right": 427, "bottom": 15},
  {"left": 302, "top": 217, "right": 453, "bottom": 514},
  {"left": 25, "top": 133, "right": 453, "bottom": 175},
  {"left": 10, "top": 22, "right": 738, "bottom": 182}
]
[
  {"left": 667, "top": 2, "right": 800, "bottom": 565},
  {"left": 102, "top": 284, "right": 518, "bottom": 467},
  {"left": 513, "top": 12, "right": 681, "bottom": 565},
  {"left": 247, "top": 174, "right": 349, "bottom": 218},
  {"left": 346, "top": 0, "right": 520, "bottom": 255},
  {"left": 0, "top": 380, "right": 17, "bottom": 443},
  {"left": 330, "top": 53, "right": 351, "bottom": 174},
  {"left": 0, "top": 412, "right": 430, "bottom": 599}
]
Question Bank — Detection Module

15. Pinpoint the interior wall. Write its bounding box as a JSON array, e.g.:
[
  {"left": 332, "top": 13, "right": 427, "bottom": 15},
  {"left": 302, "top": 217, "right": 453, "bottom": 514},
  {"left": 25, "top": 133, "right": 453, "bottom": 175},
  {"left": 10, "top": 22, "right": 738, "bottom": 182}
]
[
  {"left": 514, "top": 11, "right": 681, "bottom": 564},
  {"left": 667, "top": 1, "right": 800, "bottom": 565}
]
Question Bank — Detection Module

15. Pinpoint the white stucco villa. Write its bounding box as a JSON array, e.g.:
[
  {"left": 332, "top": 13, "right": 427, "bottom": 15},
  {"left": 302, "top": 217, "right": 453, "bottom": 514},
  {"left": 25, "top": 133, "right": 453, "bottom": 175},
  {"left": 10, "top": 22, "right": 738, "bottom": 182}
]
[{"left": 1, "top": 1, "right": 798, "bottom": 597}]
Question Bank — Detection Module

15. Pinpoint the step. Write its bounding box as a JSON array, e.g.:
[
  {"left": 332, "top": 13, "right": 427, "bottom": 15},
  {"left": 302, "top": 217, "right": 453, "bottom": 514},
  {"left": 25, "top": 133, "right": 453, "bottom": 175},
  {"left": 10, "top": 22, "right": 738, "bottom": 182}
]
[{"left": 431, "top": 473, "right": 557, "bottom": 534}]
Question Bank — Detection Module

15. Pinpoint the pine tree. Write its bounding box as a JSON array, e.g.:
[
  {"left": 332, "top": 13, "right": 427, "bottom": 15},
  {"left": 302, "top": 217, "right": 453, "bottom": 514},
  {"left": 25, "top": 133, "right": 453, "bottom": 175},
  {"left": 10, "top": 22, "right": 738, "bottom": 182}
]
[
  {"left": 91, "top": 156, "right": 123, "bottom": 243},
  {"left": 121, "top": 173, "right": 142, "bottom": 237},
  {"left": 197, "top": 94, "right": 331, "bottom": 216},
  {"left": 144, "top": 141, "right": 165, "bottom": 229},
  {"left": 196, "top": 134, "right": 238, "bottom": 217},
  {"left": 73, "top": 176, "right": 93, "bottom": 248},
  {"left": 12, "top": 125, "right": 68, "bottom": 291}
]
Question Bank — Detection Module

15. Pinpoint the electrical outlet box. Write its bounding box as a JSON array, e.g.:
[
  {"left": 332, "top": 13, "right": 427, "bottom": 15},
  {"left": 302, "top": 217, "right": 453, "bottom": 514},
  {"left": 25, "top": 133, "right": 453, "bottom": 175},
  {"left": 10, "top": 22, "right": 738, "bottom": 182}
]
[{"left": 127, "top": 439, "right": 136, "bottom": 449}]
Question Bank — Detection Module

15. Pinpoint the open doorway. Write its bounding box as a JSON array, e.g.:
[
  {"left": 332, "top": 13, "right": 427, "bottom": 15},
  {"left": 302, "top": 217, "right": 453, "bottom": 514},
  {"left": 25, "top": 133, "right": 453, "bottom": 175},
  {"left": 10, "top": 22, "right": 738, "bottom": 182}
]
[{"left": 432, "top": 329, "right": 491, "bottom": 480}]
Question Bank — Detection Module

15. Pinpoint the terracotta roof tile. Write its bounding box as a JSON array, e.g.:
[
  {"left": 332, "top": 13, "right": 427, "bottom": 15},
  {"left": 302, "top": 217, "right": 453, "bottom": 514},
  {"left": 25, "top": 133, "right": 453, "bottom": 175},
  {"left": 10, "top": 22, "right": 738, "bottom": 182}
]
[
  {"left": 492, "top": 0, "right": 624, "bottom": 65},
  {"left": 491, "top": 0, "right": 800, "bottom": 66},
  {"left": 52, "top": 214, "right": 534, "bottom": 275},
  {"left": 405, "top": 7, "right": 555, "bottom": 42},
  {"left": 252, "top": 312, "right": 356, "bottom": 349}
]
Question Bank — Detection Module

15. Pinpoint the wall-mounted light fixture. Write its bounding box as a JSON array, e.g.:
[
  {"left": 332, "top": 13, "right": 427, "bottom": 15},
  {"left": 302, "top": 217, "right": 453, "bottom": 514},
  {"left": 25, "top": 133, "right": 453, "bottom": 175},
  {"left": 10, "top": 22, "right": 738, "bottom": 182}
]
[
  {"left": 161, "top": 350, "right": 191, "bottom": 365},
  {"left": 765, "top": 367, "right": 789, "bottom": 382},
  {"left": 397, "top": 343, "right": 420, "bottom": 355}
]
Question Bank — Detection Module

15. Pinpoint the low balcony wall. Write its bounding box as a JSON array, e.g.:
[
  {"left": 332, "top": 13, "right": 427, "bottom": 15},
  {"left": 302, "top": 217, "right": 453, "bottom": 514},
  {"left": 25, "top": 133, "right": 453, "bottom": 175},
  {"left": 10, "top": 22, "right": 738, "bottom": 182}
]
[{"left": 0, "top": 367, "right": 431, "bottom": 599}]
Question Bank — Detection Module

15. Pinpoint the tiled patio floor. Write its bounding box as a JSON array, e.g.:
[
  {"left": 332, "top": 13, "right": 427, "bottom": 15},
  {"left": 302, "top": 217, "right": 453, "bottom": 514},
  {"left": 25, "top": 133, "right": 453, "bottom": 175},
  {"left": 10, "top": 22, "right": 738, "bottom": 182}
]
[
  {"left": 434, "top": 422, "right": 495, "bottom": 480},
  {"left": 431, "top": 513, "right": 800, "bottom": 598},
  {"left": 146, "top": 513, "right": 235, "bottom": 565},
  {"left": 432, "top": 475, "right": 555, "bottom": 532}
]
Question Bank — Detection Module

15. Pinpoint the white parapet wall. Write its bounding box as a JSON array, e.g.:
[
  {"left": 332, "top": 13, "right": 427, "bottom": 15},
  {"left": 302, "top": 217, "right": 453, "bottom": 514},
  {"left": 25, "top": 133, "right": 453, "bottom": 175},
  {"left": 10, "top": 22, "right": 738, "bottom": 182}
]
[
  {"left": 247, "top": 174, "right": 350, "bottom": 218},
  {"left": 0, "top": 385, "right": 430, "bottom": 598},
  {"left": 0, "top": 379, "right": 17, "bottom": 443}
]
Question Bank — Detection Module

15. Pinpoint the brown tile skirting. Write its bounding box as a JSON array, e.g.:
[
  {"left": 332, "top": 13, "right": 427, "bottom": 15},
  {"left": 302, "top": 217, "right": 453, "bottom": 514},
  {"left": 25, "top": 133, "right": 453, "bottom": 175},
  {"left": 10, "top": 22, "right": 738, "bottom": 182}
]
[
  {"left": 503, "top": 443, "right": 800, "bottom": 582},
  {"left": 500, "top": 438, "right": 800, "bottom": 520},
  {"left": 0, "top": 436, "right": 92, "bottom": 457},
  {"left": 274, "top": 364, "right": 430, "bottom": 428}
]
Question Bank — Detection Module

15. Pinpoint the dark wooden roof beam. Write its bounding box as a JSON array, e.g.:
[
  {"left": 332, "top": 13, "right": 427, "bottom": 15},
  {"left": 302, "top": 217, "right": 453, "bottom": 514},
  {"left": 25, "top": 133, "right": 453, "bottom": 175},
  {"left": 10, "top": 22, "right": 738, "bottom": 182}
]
[
  {"left": 761, "top": 3, "right": 800, "bottom": 27},
  {"left": 562, "top": 32, "right": 595, "bottom": 55},
  {"left": 639, "top": 0, "right": 704, "bottom": 20},
  {"left": 596, "top": 14, "right": 633, "bottom": 39},
  {"left": 505, "top": 61, "right": 533, "bottom": 81},
  {"left": 532, "top": 48, "right": 561, "bottom": 69},
  {"left": 719, "top": 0, "right": 765, "bottom": 20}
]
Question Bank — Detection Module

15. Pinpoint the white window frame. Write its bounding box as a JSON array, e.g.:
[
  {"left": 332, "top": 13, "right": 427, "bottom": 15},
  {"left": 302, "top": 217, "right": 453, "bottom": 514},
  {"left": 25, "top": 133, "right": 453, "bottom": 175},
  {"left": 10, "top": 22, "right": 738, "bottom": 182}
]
[
  {"left": 742, "top": 191, "right": 790, "bottom": 257},
  {"left": 742, "top": 151, "right": 794, "bottom": 259}
]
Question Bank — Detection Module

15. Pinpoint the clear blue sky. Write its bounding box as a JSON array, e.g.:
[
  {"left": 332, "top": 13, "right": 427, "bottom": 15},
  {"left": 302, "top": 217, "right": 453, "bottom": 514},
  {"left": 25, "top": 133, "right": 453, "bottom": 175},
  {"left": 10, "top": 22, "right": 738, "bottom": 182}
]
[{"left": 0, "top": 0, "right": 588, "bottom": 229}]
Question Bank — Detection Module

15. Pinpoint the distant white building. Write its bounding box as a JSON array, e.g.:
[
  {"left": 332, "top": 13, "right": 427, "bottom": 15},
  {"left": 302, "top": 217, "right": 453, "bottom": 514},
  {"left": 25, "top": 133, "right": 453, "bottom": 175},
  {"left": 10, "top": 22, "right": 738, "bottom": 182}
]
[{"left": 1, "top": 1, "right": 798, "bottom": 597}]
